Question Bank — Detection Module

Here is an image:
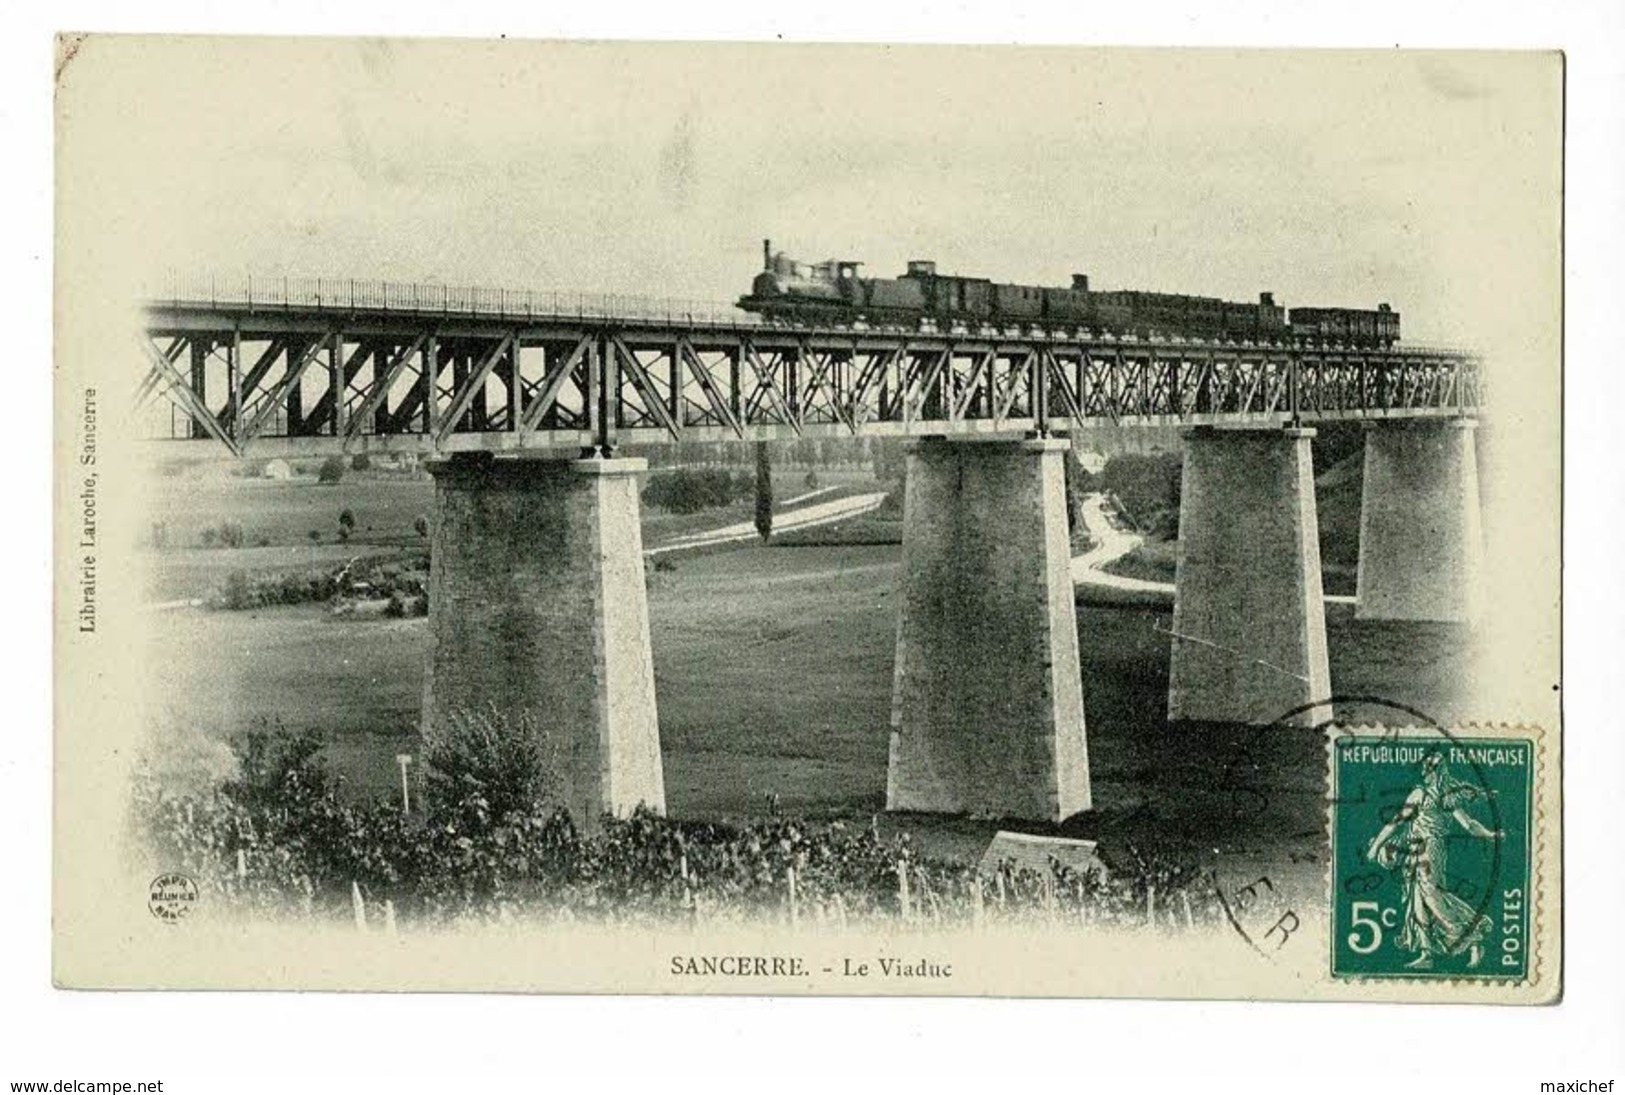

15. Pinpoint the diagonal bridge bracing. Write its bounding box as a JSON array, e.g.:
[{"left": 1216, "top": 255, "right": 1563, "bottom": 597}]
[{"left": 137, "top": 280, "right": 1484, "bottom": 457}]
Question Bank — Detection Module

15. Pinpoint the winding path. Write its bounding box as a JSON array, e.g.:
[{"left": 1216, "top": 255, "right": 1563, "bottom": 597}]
[{"left": 1068, "top": 491, "right": 1355, "bottom": 607}]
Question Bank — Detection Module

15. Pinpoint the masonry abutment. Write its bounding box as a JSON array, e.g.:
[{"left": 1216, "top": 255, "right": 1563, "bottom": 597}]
[
  {"left": 1167, "top": 426, "right": 1332, "bottom": 727},
  {"left": 887, "top": 438, "right": 1092, "bottom": 821},
  {"left": 421, "top": 453, "right": 665, "bottom": 829},
  {"left": 1355, "top": 418, "right": 1485, "bottom": 623}
]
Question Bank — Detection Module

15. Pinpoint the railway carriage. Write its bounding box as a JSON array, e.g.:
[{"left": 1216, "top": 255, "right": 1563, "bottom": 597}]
[{"left": 738, "top": 240, "right": 1399, "bottom": 347}]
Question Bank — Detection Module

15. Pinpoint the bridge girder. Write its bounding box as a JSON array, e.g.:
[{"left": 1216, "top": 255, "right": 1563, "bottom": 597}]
[{"left": 137, "top": 299, "right": 1484, "bottom": 457}]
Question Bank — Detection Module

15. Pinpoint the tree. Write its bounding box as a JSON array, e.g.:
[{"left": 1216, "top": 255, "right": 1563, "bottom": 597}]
[
  {"left": 754, "top": 441, "right": 773, "bottom": 542},
  {"left": 317, "top": 455, "right": 346, "bottom": 484},
  {"left": 873, "top": 439, "right": 907, "bottom": 486},
  {"left": 1063, "top": 451, "right": 1080, "bottom": 537}
]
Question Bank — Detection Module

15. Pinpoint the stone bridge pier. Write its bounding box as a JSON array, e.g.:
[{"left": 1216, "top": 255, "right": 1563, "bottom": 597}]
[
  {"left": 1355, "top": 418, "right": 1484, "bottom": 623},
  {"left": 887, "top": 438, "right": 1092, "bottom": 821},
  {"left": 1167, "top": 426, "right": 1332, "bottom": 728},
  {"left": 421, "top": 453, "right": 665, "bottom": 828}
]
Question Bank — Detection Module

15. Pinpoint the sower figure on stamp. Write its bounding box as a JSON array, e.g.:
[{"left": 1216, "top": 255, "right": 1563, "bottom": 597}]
[{"left": 1366, "top": 751, "right": 1499, "bottom": 970}]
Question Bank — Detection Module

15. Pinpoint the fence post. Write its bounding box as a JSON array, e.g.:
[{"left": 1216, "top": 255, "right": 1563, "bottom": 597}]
[
  {"left": 351, "top": 881, "right": 367, "bottom": 933},
  {"left": 971, "top": 876, "right": 984, "bottom": 932},
  {"left": 1145, "top": 884, "right": 1157, "bottom": 929},
  {"left": 1180, "top": 889, "right": 1195, "bottom": 931},
  {"left": 680, "top": 852, "right": 697, "bottom": 928},
  {"left": 787, "top": 866, "right": 799, "bottom": 929},
  {"left": 896, "top": 859, "right": 911, "bottom": 922},
  {"left": 395, "top": 754, "right": 413, "bottom": 814},
  {"left": 236, "top": 848, "right": 247, "bottom": 883},
  {"left": 995, "top": 870, "right": 1007, "bottom": 913},
  {"left": 383, "top": 900, "right": 398, "bottom": 936}
]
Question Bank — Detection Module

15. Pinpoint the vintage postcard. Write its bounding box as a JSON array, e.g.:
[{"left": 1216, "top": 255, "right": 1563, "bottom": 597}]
[{"left": 52, "top": 37, "right": 1561, "bottom": 1000}]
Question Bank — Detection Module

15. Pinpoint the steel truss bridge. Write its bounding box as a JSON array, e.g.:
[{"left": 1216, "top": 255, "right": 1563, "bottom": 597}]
[{"left": 138, "top": 277, "right": 1483, "bottom": 457}]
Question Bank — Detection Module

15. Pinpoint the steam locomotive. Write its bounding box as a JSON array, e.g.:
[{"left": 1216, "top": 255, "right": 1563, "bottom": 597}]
[{"left": 737, "top": 240, "right": 1400, "bottom": 348}]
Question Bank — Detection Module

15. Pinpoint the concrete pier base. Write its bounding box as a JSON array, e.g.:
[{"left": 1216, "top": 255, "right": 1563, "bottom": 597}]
[
  {"left": 422, "top": 454, "right": 665, "bottom": 827},
  {"left": 887, "top": 438, "right": 1092, "bottom": 821},
  {"left": 1356, "top": 418, "right": 1484, "bottom": 623},
  {"left": 1168, "top": 427, "right": 1332, "bottom": 727}
]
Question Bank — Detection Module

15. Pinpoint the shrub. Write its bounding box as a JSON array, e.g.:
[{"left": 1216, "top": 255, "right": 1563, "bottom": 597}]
[
  {"left": 131, "top": 719, "right": 1224, "bottom": 931},
  {"left": 136, "top": 716, "right": 241, "bottom": 799},
  {"left": 803, "top": 469, "right": 820, "bottom": 491},
  {"left": 209, "top": 568, "right": 339, "bottom": 610},
  {"left": 872, "top": 439, "right": 907, "bottom": 485},
  {"left": 317, "top": 456, "right": 346, "bottom": 484},
  {"left": 219, "top": 570, "right": 255, "bottom": 610},
  {"left": 422, "top": 706, "right": 563, "bottom": 830},
  {"left": 351, "top": 453, "right": 372, "bottom": 472},
  {"left": 641, "top": 468, "right": 753, "bottom": 514},
  {"left": 414, "top": 515, "right": 430, "bottom": 539}
]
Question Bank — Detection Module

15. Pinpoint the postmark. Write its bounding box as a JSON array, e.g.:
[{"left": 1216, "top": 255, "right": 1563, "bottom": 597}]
[
  {"left": 1205, "top": 695, "right": 1450, "bottom": 964},
  {"left": 148, "top": 872, "right": 199, "bottom": 924},
  {"left": 1329, "top": 726, "right": 1535, "bottom": 980}
]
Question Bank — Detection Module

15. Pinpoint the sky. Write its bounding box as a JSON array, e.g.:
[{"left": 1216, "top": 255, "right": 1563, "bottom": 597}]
[{"left": 57, "top": 39, "right": 1560, "bottom": 346}]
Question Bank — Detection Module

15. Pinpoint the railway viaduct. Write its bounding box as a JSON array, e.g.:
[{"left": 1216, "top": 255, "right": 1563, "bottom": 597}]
[{"left": 137, "top": 277, "right": 1486, "bottom": 826}]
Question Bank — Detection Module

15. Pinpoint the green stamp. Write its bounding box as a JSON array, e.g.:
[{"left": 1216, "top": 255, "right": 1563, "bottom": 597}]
[{"left": 1330, "top": 729, "right": 1534, "bottom": 980}]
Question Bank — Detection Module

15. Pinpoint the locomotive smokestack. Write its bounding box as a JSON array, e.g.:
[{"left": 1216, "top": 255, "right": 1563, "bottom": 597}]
[{"left": 763, "top": 239, "right": 772, "bottom": 271}]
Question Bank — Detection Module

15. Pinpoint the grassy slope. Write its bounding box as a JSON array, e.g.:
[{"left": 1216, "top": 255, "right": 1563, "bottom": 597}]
[
  {"left": 145, "top": 537, "right": 1476, "bottom": 893},
  {"left": 1102, "top": 447, "right": 1366, "bottom": 595}
]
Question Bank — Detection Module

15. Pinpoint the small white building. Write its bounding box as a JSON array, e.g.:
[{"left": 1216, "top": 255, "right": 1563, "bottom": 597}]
[{"left": 262, "top": 458, "right": 293, "bottom": 480}]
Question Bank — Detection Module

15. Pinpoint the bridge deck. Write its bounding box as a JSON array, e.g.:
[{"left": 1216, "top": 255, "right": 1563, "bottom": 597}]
[{"left": 137, "top": 282, "right": 1483, "bottom": 458}]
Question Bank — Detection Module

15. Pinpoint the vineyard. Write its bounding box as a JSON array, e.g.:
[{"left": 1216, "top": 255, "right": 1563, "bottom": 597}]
[{"left": 134, "top": 719, "right": 1229, "bottom": 933}]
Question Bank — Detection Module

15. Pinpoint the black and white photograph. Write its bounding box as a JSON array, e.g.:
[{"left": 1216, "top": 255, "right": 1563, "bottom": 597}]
[{"left": 51, "top": 37, "right": 1563, "bottom": 1007}]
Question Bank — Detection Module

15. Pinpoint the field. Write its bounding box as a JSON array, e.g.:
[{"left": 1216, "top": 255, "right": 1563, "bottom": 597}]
[
  {"left": 144, "top": 538, "right": 1477, "bottom": 904},
  {"left": 142, "top": 465, "right": 879, "bottom": 602}
]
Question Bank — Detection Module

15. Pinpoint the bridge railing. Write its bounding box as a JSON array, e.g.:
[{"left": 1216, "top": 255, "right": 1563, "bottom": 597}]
[{"left": 143, "top": 271, "right": 765, "bottom": 328}]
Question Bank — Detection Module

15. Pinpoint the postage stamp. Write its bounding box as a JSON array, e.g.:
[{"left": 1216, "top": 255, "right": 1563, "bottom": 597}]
[{"left": 1330, "top": 726, "right": 1537, "bottom": 981}]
